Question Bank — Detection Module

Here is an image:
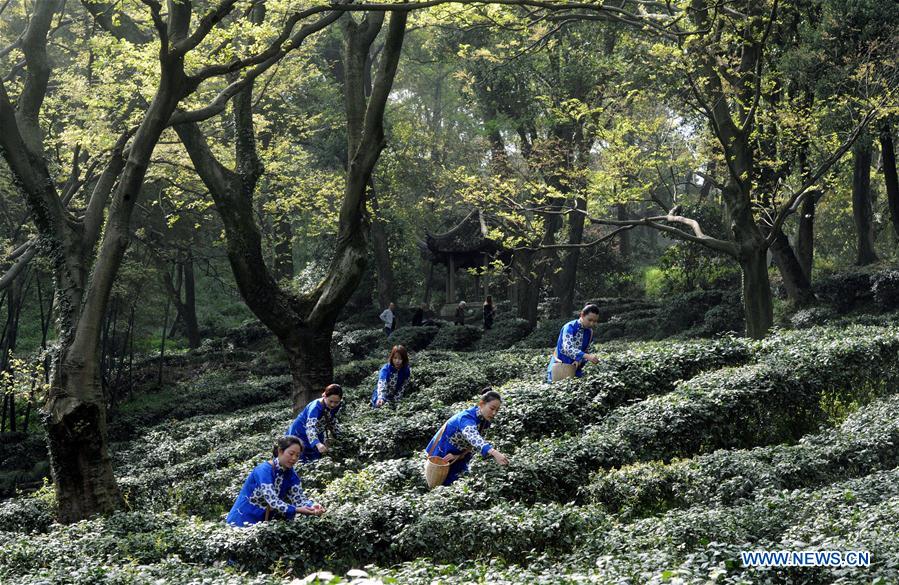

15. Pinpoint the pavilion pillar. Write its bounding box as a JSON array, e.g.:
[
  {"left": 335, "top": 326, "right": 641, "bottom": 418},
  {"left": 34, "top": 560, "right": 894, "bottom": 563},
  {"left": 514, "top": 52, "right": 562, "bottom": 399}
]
[
  {"left": 423, "top": 262, "right": 434, "bottom": 304},
  {"left": 447, "top": 256, "right": 456, "bottom": 303},
  {"left": 482, "top": 253, "right": 490, "bottom": 298}
]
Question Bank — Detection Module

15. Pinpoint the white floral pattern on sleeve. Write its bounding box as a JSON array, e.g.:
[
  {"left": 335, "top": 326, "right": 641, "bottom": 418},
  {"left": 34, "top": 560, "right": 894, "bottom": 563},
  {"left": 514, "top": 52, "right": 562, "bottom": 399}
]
[
  {"left": 376, "top": 377, "right": 387, "bottom": 402},
  {"left": 560, "top": 325, "right": 585, "bottom": 361},
  {"left": 460, "top": 424, "right": 489, "bottom": 451},
  {"left": 249, "top": 482, "right": 290, "bottom": 514},
  {"left": 305, "top": 417, "right": 319, "bottom": 445},
  {"left": 287, "top": 483, "right": 314, "bottom": 508}
]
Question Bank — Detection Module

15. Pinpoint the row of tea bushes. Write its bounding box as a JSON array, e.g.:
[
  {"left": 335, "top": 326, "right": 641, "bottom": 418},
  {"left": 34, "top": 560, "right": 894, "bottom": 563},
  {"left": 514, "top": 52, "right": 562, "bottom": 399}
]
[
  {"left": 582, "top": 392, "right": 899, "bottom": 518},
  {"left": 464, "top": 325, "right": 899, "bottom": 504},
  {"left": 0, "top": 499, "right": 605, "bottom": 579},
  {"left": 363, "top": 467, "right": 899, "bottom": 584},
  {"left": 5, "top": 465, "right": 897, "bottom": 584},
  {"left": 108, "top": 372, "right": 289, "bottom": 441},
  {"left": 112, "top": 325, "right": 899, "bottom": 521},
  {"left": 495, "top": 336, "right": 753, "bottom": 441}
]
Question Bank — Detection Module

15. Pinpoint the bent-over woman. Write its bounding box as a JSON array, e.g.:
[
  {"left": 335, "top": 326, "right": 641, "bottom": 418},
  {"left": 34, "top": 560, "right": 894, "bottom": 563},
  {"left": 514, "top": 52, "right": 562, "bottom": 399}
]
[
  {"left": 546, "top": 304, "right": 600, "bottom": 382},
  {"left": 287, "top": 383, "right": 343, "bottom": 463},
  {"left": 424, "top": 389, "right": 509, "bottom": 486},
  {"left": 371, "top": 345, "right": 412, "bottom": 408},
  {"left": 226, "top": 435, "right": 324, "bottom": 526}
]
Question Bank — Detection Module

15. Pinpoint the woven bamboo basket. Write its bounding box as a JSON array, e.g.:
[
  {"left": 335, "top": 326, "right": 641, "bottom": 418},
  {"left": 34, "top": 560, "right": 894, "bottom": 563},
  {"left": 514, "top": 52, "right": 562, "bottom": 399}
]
[
  {"left": 551, "top": 362, "right": 577, "bottom": 381},
  {"left": 424, "top": 455, "right": 450, "bottom": 489}
]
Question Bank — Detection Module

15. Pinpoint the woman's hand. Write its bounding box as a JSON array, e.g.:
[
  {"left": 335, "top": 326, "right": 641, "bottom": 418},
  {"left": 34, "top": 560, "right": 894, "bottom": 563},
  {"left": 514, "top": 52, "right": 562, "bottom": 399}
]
[
  {"left": 316, "top": 443, "right": 329, "bottom": 454},
  {"left": 298, "top": 504, "right": 325, "bottom": 516},
  {"left": 488, "top": 448, "right": 509, "bottom": 466},
  {"left": 584, "top": 354, "right": 600, "bottom": 364},
  {"left": 442, "top": 453, "right": 460, "bottom": 464},
  {"left": 376, "top": 398, "right": 384, "bottom": 407}
]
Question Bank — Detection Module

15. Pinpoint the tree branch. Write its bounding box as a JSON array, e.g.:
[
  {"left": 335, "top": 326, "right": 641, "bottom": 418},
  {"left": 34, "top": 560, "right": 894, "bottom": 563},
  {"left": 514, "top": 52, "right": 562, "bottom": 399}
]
[
  {"left": 16, "top": 0, "right": 62, "bottom": 152},
  {"left": 80, "top": 0, "right": 153, "bottom": 44},
  {"left": 0, "top": 80, "right": 67, "bottom": 241},
  {"left": 514, "top": 225, "right": 635, "bottom": 251},
  {"left": 739, "top": 0, "right": 778, "bottom": 134},
  {"left": 173, "top": 0, "right": 240, "bottom": 56},
  {"left": 83, "top": 131, "right": 133, "bottom": 253},
  {"left": 588, "top": 208, "right": 739, "bottom": 256},
  {"left": 0, "top": 244, "right": 37, "bottom": 291},
  {"left": 138, "top": 0, "right": 168, "bottom": 53},
  {"left": 168, "top": 6, "right": 344, "bottom": 126},
  {"left": 765, "top": 105, "right": 881, "bottom": 245}
]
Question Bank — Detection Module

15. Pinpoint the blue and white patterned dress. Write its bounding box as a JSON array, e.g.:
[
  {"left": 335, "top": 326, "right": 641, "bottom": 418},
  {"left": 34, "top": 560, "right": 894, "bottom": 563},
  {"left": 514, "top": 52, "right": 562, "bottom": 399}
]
[
  {"left": 424, "top": 405, "right": 493, "bottom": 486},
  {"left": 226, "top": 459, "right": 315, "bottom": 526},
  {"left": 546, "top": 319, "right": 594, "bottom": 382},
  {"left": 287, "top": 398, "right": 342, "bottom": 463},
  {"left": 370, "top": 363, "right": 411, "bottom": 408}
]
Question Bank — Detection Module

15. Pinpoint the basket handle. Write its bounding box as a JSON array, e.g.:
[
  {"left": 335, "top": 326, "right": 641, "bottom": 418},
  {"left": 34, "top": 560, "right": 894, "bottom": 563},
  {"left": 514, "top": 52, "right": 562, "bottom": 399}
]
[{"left": 427, "top": 421, "right": 448, "bottom": 458}]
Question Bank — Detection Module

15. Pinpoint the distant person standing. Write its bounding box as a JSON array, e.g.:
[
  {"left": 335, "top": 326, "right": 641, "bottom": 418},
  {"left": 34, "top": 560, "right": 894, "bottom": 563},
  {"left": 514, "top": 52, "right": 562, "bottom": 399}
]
[
  {"left": 380, "top": 302, "right": 397, "bottom": 336},
  {"left": 454, "top": 301, "right": 466, "bottom": 326},
  {"left": 411, "top": 303, "right": 426, "bottom": 326},
  {"left": 483, "top": 295, "right": 495, "bottom": 330},
  {"left": 546, "top": 304, "right": 600, "bottom": 382}
]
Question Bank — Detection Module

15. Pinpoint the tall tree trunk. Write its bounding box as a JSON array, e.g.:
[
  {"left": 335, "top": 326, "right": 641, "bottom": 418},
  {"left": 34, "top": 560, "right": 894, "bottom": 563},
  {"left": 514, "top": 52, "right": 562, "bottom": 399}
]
[
  {"left": 796, "top": 192, "right": 816, "bottom": 281},
  {"left": 698, "top": 160, "right": 716, "bottom": 203},
  {"left": 852, "top": 140, "right": 878, "bottom": 265},
  {"left": 158, "top": 256, "right": 201, "bottom": 349},
  {"left": 557, "top": 194, "right": 587, "bottom": 317},
  {"left": 616, "top": 203, "right": 630, "bottom": 260},
  {"left": 284, "top": 328, "right": 334, "bottom": 410},
  {"left": 1, "top": 271, "right": 25, "bottom": 432},
  {"left": 513, "top": 250, "right": 539, "bottom": 326},
  {"left": 769, "top": 228, "right": 815, "bottom": 306},
  {"left": 880, "top": 123, "right": 899, "bottom": 241},
  {"left": 728, "top": 177, "right": 774, "bottom": 338},
  {"left": 272, "top": 216, "right": 295, "bottom": 281},
  {"left": 176, "top": 10, "right": 406, "bottom": 410},
  {"left": 518, "top": 273, "right": 541, "bottom": 327},
  {"left": 369, "top": 177, "right": 395, "bottom": 308},
  {"left": 181, "top": 254, "right": 201, "bottom": 348},
  {"left": 739, "top": 245, "right": 774, "bottom": 339}
]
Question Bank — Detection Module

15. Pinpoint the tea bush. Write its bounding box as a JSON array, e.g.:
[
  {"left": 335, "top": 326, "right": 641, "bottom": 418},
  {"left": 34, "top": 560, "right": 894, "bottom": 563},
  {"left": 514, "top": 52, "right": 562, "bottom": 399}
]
[
  {"left": 383, "top": 326, "right": 439, "bottom": 352},
  {"left": 871, "top": 270, "right": 899, "bottom": 310},
  {"left": 333, "top": 328, "right": 384, "bottom": 360},
  {"left": 429, "top": 324, "right": 482, "bottom": 350},
  {"left": 108, "top": 373, "right": 288, "bottom": 440},
  {"left": 814, "top": 271, "right": 872, "bottom": 313},
  {"left": 583, "top": 393, "right": 899, "bottom": 518},
  {"left": 3, "top": 322, "right": 899, "bottom": 584},
  {"left": 475, "top": 318, "right": 532, "bottom": 350},
  {"left": 514, "top": 318, "right": 569, "bottom": 348}
]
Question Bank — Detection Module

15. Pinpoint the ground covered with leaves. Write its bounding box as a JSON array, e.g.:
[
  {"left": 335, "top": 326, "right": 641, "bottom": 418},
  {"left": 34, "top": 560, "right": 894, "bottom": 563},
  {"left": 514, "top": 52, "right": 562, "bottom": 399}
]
[{"left": 2, "top": 312, "right": 899, "bottom": 584}]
